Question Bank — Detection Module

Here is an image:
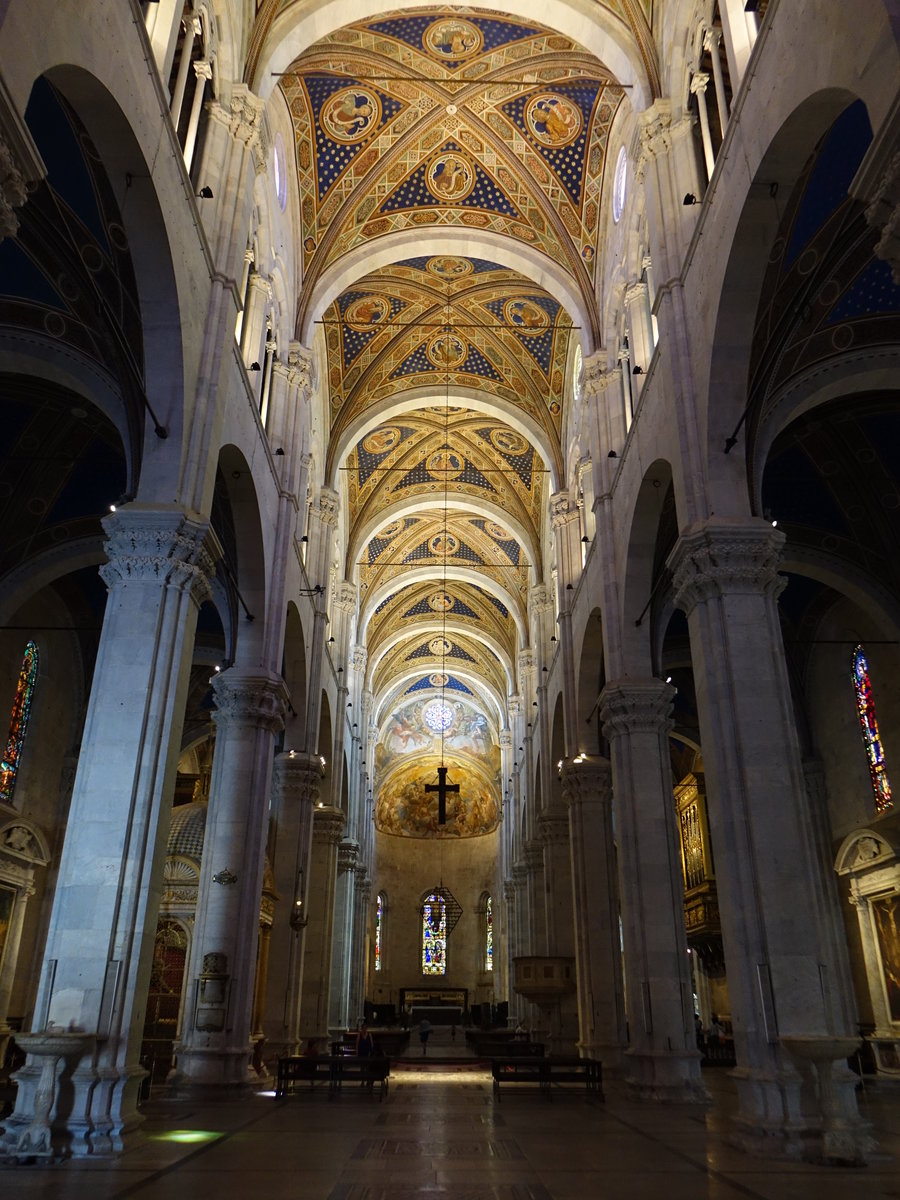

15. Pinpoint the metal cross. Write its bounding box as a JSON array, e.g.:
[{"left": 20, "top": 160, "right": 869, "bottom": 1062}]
[{"left": 425, "top": 765, "right": 459, "bottom": 825}]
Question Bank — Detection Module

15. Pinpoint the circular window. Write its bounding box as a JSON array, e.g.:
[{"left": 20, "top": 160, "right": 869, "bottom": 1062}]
[
  {"left": 612, "top": 145, "right": 627, "bottom": 224},
  {"left": 273, "top": 132, "right": 287, "bottom": 211},
  {"left": 424, "top": 701, "right": 454, "bottom": 733}
]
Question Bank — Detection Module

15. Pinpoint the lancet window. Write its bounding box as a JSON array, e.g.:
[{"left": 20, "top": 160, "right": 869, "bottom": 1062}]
[
  {"left": 0, "top": 640, "right": 38, "bottom": 804},
  {"left": 852, "top": 644, "right": 893, "bottom": 813},
  {"left": 374, "top": 892, "right": 384, "bottom": 972},
  {"left": 422, "top": 892, "right": 447, "bottom": 976},
  {"left": 484, "top": 894, "right": 493, "bottom": 972}
]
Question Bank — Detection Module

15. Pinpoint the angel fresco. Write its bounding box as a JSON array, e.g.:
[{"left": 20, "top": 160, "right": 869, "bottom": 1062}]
[{"left": 386, "top": 709, "right": 431, "bottom": 754}]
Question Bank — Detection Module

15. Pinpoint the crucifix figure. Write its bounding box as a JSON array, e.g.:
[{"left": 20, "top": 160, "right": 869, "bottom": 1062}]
[{"left": 425, "top": 765, "right": 459, "bottom": 825}]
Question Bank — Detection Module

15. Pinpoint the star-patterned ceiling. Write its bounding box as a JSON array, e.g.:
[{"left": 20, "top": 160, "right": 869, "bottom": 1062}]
[{"left": 269, "top": 7, "right": 641, "bottom": 831}]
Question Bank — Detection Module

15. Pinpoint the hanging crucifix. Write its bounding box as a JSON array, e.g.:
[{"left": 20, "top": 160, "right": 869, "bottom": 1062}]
[{"left": 425, "top": 765, "right": 459, "bottom": 825}]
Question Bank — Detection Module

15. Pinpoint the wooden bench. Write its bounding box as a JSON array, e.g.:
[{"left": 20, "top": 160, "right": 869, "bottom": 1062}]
[
  {"left": 276, "top": 1054, "right": 390, "bottom": 1100},
  {"left": 491, "top": 1056, "right": 602, "bottom": 1101},
  {"left": 275, "top": 1055, "right": 334, "bottom": 1097}
]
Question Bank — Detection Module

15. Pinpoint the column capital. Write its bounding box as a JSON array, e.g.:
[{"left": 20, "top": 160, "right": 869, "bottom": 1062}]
[
  {"left": 507, "top": 693, "right": 522, "bottom": 716},
  {"left": 503, "top": 878, "right": 517, "bottom": 902},
  {"left": 624, "top": 279, "right": 649, "bottom": 307},
  {"left": 100, "top": 506, "right": 217, "bottom": 605},
  {"left": 211, "top": 669, "right": 288, "bottom": 733},
  {"left": 272, "top": 750, "right": 325, "bottom": 804},
  {"left": 350, "top": 644, "right": 368, "bottom": 674},
  {"left": 600, "top": 678, "right": 674, "bottom": 741},
  {"left": 0, "top": 135, "right": 29, "bottom": 240},
  {"left": 667, "top": 518, "right": 786, "bottom": 615},
  {"left": 529, "top": 583, "right": 553, "bottom": 614},
  {"left": 287, "top": 342, "right": 316, "bottom": 393},
  {"left": 333, "top": 581, "right": 357, "bottom": 614},
  {"left": 702, "top": 27, "right": 723, "bottom": 52},
  {"left": 690, "top": 70, "right": 710, "bottom": 95},
  {"left": 581, "top": 352, "right": 620, "bottom": 400},
  {"left": 312, "top": 487, "right": 340, "bottom": 527},
  {"left": 560, "top": 756, "right": 612, "bottom": 807},
  {"left": 524, "top": 839, "right": 544, "bottom": 871},
  {"left": 338, "top": 839, "right": 360, "bottom": 873},
  {"left": 550, "top": 491, "right": 579, "bottom": 530},
  {"left": 193, "top": 59, "right": 214, "bottom": 83},
  {"left": 539, "top": 809, "right": 569, "bottom": 846},
  {"left": 499, "top": 729, "right": 513, "bottom": 751},
  {"left": 517, "top": 650, "right": 536, "bottom": 678},
  {"left": 313, "top": 806, "right": 346, "bottom": 845}
]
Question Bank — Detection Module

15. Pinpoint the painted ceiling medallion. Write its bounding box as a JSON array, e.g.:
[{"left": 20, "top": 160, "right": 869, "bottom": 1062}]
[
  {"left": 363, "top": 427, "right": 402, "bottom": 455},
  {"left": 375, "top": 515, "right": 406, "bottom": 539},
  {"left": 429, "top": 636, "right": 452, "bottom": 656},
  {"left": 423, "top": 18, "right": 483, "bottom": 61},
  {"left": 320, "top": 88, "right": 382, "bottom": 143},
  {"left": 428, "top": 532, "right": 459, "bottom": 557},
  {"left": 426, "top": 449, "right": 465, "bottom": 478},
  {"left": 503, "top": 298, "right": 550, "bottom": 334},
  {"left": 426, "top": 256, "right": 473, "bottom": 280},
  {"left": 486, "top": 522, "right": 513, "bottom": 541},
  {"left": 426, "top": 332, "right": 467, "bottom": 370},
  {"left": 525, "top": 93, "right": 583, "bottom": 148},
  {"left": 345, "top": 294, "right": 392, "bottom": 331},
  {"left": 429, "top": 591, "right": 454, "bottom": 612},
  {"left": 426, "top": 151, "right": 476, "bottom": 204},
  {"left": 429, "top": 672, "right": 450, "bottom": 687},
  {"left": 489, "top": 429, "right": 529, "bottom": 456}
]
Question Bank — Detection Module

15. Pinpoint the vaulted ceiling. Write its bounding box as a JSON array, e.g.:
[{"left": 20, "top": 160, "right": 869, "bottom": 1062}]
[{"left": 277, "top": 7, "right": 630, "bottom": 773}]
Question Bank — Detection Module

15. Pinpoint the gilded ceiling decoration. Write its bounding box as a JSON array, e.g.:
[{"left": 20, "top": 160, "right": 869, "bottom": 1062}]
[
  {"left": 371, "top": 628, "right": 510, "bottom": 703},
  {"left": 323, "top": 257, "right": 571, "bottom": 452},
  {"left": 358, "top": 512, "right": 530, "bottom": 610},
  {"left": 281, "top": 8, "right": 626, "bottom": 342}
]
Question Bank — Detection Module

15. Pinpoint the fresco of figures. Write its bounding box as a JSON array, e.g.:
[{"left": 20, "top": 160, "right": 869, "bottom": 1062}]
[{"left": 374, "top": 695, "right": 501, "bottom": 838}]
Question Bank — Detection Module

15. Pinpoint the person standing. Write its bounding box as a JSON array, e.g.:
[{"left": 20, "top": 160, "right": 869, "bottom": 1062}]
[{"left": 418, "top": 1018, "right": 432, "bottom": 1055}]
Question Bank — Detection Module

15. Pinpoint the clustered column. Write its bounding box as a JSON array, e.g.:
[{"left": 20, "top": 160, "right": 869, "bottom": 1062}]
[
  {"left": 600, "top": 679, "right": 704, "bottom": 1101},
  {"left": 175, "top": 667, "right": 288, "bottom": 1090}
]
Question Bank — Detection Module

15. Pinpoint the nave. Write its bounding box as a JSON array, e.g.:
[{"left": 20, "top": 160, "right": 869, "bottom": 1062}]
[{"left": 5, "top": 1041, "right": 900, "bottom": 1200}]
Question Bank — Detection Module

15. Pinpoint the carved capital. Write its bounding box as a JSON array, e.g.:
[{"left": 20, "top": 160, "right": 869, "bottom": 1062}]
[
  {"left": 560, "top": 757, "right": 612, "bottom": 808},
  {"left": 211, "top": 669, "right": 288, "bottom": 733},
  {"left": 227, "top": 84, "right": 265, "bottom": 146},
  {"left": 313, "top": 805, "right": 346, "bottom": 845},
  {"left": 600, "top": 679, "right": 674, "bottom": 741},
  {"left": 703, "top": 28, "right": 722, "bottom": 52},
  {"left": 638, "top": 99, "right": 673, "bottom": 166},
  {"left": 507, "top": 694, "right": 521, "bottom": 716},
  {"left": 667, "top": 519, "right": 786, "bottom": 615},
  {"left": 549, "top": 491, "right": 578, "bottom": 530},
  {"left": 524, "top": 839, "right": 544, "bottom": 871},
  {"left": 865, "top": 150, "right": 900, "bottom": 284},
  {"left": 194, "top": 59, "right": 214, "bottom": 83},
  {"left": 529, "top": 584, "right": 553, "bottom": 615},
  {"left": 538, "top": 810, "right": 570, "bottom": 846},
  {"left": 312, "top": 487, "right": 340, "bottom": 527},
  {"left": 499, "top": 729, "right": 513, "bottom": 751},
  {"left": 690, "top": 71, "right": 710, "bottom": 96},
  {"left": 338, "top": 839, "right": 360, "bottom": 873},
  {"left": 503, "top": 878, "right": 516, "bottom": 902},
  {"left": 100, "top": 507, "right": 217, "bottom": 605},
  {"left": 333, "top": 581, "right": 357, "bottom": 614},
  {"left": 287, "top": 342, "right": 316, "bottom": 393},
  {"left": 0, "top": 135, "right": 28, "bottom": 240},
  {"left": 351, "top": 644, "right": 368, "bottom": 674},
  {"left": 518, "top": 650, "right": 536, "bottom": 679},
  {"left": 272, "top": 750, "right": 325, "bottom": 805}
]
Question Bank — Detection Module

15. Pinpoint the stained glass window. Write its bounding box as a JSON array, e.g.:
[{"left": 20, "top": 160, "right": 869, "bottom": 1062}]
[
  {"left": 375, "top": 892, "right": 384, "bottom": 972},
  {"left": 485, "top": 895, "right": 493, "bottom": 971},
  {"left": 422, "top": 892, "right": 447, "bottom": 975},
  {"left": 0, "top": 641, "right": 38, "bottom": 804},
  {"left": 852, "top": 645, "right": 892, "bottom": 813}
]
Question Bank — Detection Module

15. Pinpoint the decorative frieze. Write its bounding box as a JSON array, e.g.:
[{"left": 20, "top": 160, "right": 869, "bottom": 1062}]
[
  {"left": 313, "top": 806, "right": 345, "bottom": 845},
  {"left": 600, "top": 680, "right": 674, "bottom": 741},
  {"left": 272, "top": 751, "right": 325, "bottom": 806},
  {"left": 667, "top": 519, "right": 786, "bottom": 616},
  {"left": 338, "top": 840, "right": 359, "bottom": 874}
]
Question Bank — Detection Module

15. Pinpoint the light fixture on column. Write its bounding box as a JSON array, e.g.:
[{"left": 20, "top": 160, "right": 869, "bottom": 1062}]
[
  {"left": 290, "top": 868, "right": 308, "bottom": 929},
  {"left": 632, "top": 365, "right": 643, "bottom": 375},
  {"left": 198, "top": 185, "right": 213, "bottom": 199},
  {"left": 683, "top": 193, "right": 699, "bottom": 206},
  {"left": 249, "top": 361, "right": 261, "bottom": 371}
]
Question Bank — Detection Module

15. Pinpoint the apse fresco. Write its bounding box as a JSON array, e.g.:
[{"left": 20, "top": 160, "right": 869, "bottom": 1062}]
[{"left": 374, "top": 695, "right": 501, "bottom": 838}]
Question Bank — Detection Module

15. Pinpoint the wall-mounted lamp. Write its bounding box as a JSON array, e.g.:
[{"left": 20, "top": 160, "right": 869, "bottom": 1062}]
[
  {"left": 608, "top": 450, "right": 618, "bottom": 459},
  {"left": 198, "top": 185, "right": 213, "bottom": 199},
  {"left": 249, "top": 361, "right": 261, "bottom": 372},
  {"left": 290, "top": 868, "right": 307, "bottom": 929},
  {"left": 275, "top": 447, "right": 285, "bottom": 456},
  {"left": 550, "top": 635, "right": 557, "bottom": 643},
  {"left": 581, "top": 535, "right": 589, "bottom": 543},
  {"left": 328, "top": 636, "right": 335, "bottom": 643},
  {"left": 632, "top": 365, "right": 644, "bottom": 375},
  {"left": 301, "top": 535, "right": 308, "bottom": 543},
  {"left": 683, "top": 193, "right": 698, "bottom": 206}
]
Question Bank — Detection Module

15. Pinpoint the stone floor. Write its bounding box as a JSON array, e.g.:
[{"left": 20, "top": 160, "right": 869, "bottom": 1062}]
[{"left": 3, "top": 1030, "right": 900, "bottom": 1198}]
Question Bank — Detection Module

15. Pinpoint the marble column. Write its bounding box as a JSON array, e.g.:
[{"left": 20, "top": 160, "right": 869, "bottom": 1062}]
[
  {"left": 600, "top": 679, "right": 705, "bottom": 1102},
  {"left": 183, "top": 59, "right": 212, "bottom": 173},
  {"left": 261, "top": 750, "right": 323, "bottom": 1060},
  {"left": 561, "top": 756, "right": 627, "bottom": 1072},
  {"left": 668, "top": 518, "right": 872, "bottom": 1160},
  {"left": 1, "top": 506, "right": 215, "bottom": 1155},
  {"left": 299, "top": 806, "right": 345, "bottom": 1044},
  {"left": 704, "top": 28, "right": 730, "bottom": 137},
  {"left": 349, "top": 871, "right": 370, "bottom": 1024},
  {"left": 539, "top": 805, "right": 579, "bottom": 1053},
  {"left": 690, "top": 71, "right": 716, "bottom": 181},
  {"left": 175, "top": 667, "right": 288, "bottom": 1091},
  {"left": 329, "top": 839, "right": 359, "bottom": 1032},
  {"left": 624, "top": 280, "right": 653, "bottom": 390},
  {"left": 169, "top": 15, "right": 201, "bottom": 129}
]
